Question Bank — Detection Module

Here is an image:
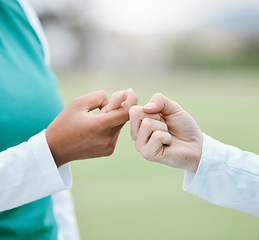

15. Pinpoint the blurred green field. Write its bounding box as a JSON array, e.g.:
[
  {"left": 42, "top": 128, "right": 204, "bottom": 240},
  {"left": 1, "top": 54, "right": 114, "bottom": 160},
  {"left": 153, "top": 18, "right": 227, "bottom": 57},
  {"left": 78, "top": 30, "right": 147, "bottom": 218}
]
[{"left": 57, "top": 69, "right": 259, "bottom": 240}]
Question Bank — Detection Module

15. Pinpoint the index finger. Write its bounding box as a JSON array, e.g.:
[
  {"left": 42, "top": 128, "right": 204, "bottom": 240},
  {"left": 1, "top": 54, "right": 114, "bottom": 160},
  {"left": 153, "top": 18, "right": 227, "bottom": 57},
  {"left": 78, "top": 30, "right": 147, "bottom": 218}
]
[{"left": 72, "top": 91, "right": 108, "bottom": 111}]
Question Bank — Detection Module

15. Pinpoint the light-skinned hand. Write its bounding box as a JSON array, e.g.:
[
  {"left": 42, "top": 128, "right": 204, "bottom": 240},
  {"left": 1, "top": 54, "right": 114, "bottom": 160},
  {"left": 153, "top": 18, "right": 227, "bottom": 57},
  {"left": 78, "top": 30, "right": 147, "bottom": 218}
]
[
  {"left": 46, "top": 89, "right": 138, "bottom": 167},
  {"left": 129, "top": 93, "right": 203, "bottom": 173}
]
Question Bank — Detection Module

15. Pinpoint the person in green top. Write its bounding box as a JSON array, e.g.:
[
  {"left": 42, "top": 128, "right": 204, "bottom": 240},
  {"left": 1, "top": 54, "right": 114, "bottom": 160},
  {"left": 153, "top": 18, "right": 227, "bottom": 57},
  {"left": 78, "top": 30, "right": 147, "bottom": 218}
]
[{"left": 0, "top": 0, "right": 137, "bottom": 239}]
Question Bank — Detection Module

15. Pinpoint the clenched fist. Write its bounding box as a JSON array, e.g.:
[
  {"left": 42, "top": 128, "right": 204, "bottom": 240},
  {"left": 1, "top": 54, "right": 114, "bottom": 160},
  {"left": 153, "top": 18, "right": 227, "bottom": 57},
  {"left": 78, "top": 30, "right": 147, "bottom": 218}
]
[
  {"left": 46, "top": 89, "right": 138, "bottom": 167},
  {"left": 129, "top": 93, "right": 203, "bottom": 173}
]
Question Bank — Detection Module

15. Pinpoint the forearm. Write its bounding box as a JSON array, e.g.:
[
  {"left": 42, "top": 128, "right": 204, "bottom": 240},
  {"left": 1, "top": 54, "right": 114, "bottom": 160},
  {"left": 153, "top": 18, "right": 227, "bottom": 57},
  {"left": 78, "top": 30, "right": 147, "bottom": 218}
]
[
  {"left": 0, "top": 130, "right": 72, "bottom": 211},
  {"left": 183, "top": 134, "right": 259, "bottom": 216}
]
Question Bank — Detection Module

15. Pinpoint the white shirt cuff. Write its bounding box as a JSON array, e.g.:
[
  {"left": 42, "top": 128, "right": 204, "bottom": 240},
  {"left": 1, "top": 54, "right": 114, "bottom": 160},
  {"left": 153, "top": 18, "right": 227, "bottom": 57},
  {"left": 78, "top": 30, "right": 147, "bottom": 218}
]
[
  {"left": 29, "top": 130, "right": 72, "bottom": 192},
  {"left": 183, "top": 133, "right": 209, "bottom": 192},
  {"left": 182, "top": 134, "right": 259, "bottom": 216}
]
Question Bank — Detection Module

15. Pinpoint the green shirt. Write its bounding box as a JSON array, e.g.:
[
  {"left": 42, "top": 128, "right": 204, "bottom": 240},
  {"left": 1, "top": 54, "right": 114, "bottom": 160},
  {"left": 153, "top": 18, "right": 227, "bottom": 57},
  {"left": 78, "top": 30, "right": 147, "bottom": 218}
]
[{"left": 0, "top": 0, "right": 63, "bottom": 238}]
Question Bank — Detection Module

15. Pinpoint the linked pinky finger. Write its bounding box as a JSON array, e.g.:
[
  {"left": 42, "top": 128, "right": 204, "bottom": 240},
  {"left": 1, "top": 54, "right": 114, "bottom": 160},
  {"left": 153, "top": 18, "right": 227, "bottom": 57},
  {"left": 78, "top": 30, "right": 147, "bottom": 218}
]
[{"left": 100, "top": 90, "right": 126, "bottom": 113}]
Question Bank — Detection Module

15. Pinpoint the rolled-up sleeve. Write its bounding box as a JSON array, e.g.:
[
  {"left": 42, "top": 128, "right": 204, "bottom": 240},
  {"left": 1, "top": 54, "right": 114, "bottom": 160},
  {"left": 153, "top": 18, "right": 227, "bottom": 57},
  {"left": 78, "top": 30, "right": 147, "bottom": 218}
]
[
  {"left": 183, "top": 134, "right": 259, "bottom": 216},
  {"left": 0, "top": 130, "right": 72, "bottom": 211}
]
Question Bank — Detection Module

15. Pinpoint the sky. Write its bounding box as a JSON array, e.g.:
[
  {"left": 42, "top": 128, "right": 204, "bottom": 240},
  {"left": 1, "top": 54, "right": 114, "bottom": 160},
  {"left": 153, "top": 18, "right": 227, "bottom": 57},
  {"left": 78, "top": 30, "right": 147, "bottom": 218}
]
[{"left": 29, "top": 0, "right": 259, "bottom": 35}]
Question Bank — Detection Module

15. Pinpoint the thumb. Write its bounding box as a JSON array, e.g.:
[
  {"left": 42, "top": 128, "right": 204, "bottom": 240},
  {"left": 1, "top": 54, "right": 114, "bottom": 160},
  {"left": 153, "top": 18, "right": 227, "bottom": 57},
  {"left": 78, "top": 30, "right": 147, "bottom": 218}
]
[{"left": 143, "top": 93, "right": 181, "bottom": 116}]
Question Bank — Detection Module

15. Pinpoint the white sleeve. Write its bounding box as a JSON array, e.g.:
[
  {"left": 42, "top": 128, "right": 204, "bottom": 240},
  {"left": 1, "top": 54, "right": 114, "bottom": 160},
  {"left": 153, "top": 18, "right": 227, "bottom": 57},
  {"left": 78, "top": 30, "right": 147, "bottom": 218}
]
[
  {"left": 52, "top": 190, "right": 80, "bottom": 240},
  {"left": 0, "top": 130, "right": 72, "bottom": 212},
  {"left": 183, "top": 134, "right": 259, "bottom": 216}
]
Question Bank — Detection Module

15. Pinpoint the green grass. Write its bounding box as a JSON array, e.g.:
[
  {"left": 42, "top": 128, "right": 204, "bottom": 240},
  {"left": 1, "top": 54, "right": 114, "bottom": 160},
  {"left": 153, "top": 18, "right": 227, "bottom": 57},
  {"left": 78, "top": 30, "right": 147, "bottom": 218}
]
[{"left": 57, "top": 69, "right": 259, "bottom": 240}]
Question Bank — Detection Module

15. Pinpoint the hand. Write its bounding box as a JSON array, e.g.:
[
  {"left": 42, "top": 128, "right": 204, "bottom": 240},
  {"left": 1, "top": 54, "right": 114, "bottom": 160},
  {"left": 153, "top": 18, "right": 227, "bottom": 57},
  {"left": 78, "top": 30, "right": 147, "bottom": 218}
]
[
  {"left": 129, "top": 93, "right": 203, "bottom": 173},
  {"left": 46, "top": 89, "right": 138, "bottom": 167}
]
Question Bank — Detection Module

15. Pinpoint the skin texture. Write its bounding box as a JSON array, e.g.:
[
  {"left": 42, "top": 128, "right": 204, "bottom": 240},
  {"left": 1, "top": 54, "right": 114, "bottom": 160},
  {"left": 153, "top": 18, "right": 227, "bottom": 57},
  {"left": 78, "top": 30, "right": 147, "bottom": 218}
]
[
  {"left": 129, "top": 93, "right": 203, "bottom": 173},
  {"left": 46, "top": 89, "right": 138, "bottom": 167}
]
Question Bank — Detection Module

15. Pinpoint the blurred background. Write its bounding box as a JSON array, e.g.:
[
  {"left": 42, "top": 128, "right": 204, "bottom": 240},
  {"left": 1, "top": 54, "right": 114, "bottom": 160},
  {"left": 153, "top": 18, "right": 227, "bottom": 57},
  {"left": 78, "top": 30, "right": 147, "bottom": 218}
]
[{"left": 29, "top": 0, "right": 259, "bottom": 239}]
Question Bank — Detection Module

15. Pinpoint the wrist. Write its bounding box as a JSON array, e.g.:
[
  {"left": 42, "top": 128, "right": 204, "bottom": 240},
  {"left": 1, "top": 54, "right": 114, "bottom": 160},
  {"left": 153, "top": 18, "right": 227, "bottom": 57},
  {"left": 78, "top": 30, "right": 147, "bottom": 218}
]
[
  {"left": 192, "top": 132, "right": 204, "bottom": 173},
  {"left": 45, "top": 127, "right": 66, "bottom": 168},
  {"left": 185, "top": 132, "right": 203, "bottom": 173}
]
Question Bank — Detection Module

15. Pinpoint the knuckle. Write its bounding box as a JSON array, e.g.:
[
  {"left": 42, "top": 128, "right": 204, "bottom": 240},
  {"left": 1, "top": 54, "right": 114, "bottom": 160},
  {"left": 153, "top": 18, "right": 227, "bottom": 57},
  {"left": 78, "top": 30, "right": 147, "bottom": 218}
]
[
  {"left": 161, "top": 122, "right": 168, "bottom": 132},
  {"left": 152, "top": 131, "right": 163, "bottom": 142},
  {"left": 94, "top": 90, "right": 108, "bottom": 102},
  {"left": 97, "top": 90, "right": 106, "bottom": 96},
  {"left": 129, "top": 106, "right": 140, "bottom": 117},
  {"left": 129, "top": 106, "right": 135, "bottom": 116},
  {"left": 153, "top": 93, "right": 164, "bottom": 100},
  {"left": 110, "top": 90, "right": 120, "bottom": 99},
  {"left": 128, "top": 94, "right": 138, "bottom": 107},
  {"left": 141, "top": 118, "right": 152, "bottom": 129}
]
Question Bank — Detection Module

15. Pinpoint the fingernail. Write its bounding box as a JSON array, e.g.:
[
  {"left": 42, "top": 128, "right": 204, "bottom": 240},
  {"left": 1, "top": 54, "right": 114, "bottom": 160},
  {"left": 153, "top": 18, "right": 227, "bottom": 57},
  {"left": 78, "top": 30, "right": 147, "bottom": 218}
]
[{"left": 144, "top": 102, "right": 157, "bottom": 110}]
